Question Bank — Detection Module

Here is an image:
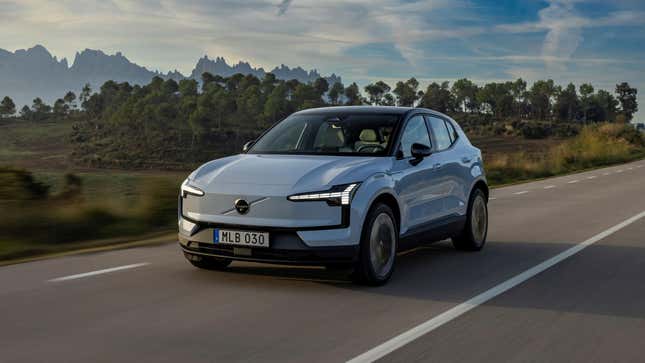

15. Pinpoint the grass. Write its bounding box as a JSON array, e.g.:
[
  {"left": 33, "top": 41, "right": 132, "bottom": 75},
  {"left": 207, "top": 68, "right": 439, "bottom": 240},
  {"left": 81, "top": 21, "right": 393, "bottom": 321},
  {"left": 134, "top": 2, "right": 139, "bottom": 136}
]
[
  {"left": 0, "top": 170, "right": 183, "bottom": 261},
  {"left": 0, "top": 118, "right": 74, "bottom": 170},
  {"left": 486, "top": 124, "right": 645, "bottom": 185}
]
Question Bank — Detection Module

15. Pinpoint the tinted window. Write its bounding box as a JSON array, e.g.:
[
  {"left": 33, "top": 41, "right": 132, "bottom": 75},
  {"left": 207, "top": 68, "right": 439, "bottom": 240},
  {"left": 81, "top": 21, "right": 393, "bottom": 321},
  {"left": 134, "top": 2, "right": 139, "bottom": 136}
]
[
  {"left": 399, "top": 115, "right": 431, "bottom": 158},
  {"left": 445, "top": 120, "right": 458, "bottom": 143},
  {"left": 428, "top": 117, "right": 452, "bottom": 151},
  {"left": 249, "top": 114, "right": 398, "bottom": 155}
]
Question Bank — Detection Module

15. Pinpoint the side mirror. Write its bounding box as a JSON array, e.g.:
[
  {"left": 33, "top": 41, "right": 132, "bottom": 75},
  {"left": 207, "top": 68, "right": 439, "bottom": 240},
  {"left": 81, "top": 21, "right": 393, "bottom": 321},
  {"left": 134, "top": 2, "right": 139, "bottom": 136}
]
[
  {"left": 410, "top": 143, "right": 431, "bottom": 165},
  {"left": 242, "top": 140, "right": 255, "bottom": 153}
]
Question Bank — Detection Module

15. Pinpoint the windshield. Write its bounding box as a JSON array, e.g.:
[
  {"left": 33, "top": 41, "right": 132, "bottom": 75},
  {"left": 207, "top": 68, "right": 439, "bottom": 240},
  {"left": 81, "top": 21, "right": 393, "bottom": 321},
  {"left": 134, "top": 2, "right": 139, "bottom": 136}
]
[{"left": 249, "top": 113, "right": 399, "bottom": 156}]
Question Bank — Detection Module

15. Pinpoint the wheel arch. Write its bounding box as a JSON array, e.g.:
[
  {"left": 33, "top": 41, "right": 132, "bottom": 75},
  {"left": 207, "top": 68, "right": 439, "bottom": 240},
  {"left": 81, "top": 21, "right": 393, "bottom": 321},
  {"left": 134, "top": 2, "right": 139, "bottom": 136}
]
[
  {"left": 471, "top": 179, "right": 489, "bottom": 201},
  {"left": 368, "top": 192, "right": 401, "bottom": 230}
]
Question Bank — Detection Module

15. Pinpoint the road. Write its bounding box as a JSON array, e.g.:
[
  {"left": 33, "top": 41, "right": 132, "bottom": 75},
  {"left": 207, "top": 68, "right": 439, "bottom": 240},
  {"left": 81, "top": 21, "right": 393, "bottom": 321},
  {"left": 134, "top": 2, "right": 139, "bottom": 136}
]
[{"left": 1, "top": 161, "right": 644, "bottom": 363}]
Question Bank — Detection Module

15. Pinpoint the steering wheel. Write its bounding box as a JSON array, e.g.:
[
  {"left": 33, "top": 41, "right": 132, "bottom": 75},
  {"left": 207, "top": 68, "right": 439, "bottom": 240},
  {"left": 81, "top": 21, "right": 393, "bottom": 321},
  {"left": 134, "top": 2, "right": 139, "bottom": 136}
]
[{"left": 357, "top": 144, "right": 385, "bottom": 153}]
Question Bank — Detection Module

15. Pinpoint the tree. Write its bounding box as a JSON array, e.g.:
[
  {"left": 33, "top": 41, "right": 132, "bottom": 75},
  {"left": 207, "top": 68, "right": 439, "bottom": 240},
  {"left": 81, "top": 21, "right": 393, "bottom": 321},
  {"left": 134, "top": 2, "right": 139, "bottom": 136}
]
[
  {"left": 53, "top": 98, "right": 68, "bottom": 116},
  {"left": 509, "top": 78, "right": 527, "bottom": 118},
  {"left": 364, "top": 81, "right": 391, "bottom": 105},
  {"left": 31, "top": 97, "right": 51, "bottom": 119},
  {"left": 528, "top": 79, "right": 556, "bottom": 120},
  {"left": 63, "top": 91, "right": 77, "bottom": 111},
  {"left": 178, "top": 79, "right": 198, "bottom": 97},
  {"left": 476, "top": 82, "right": 514, "bottom": 118},
  {"left": 328, "top": 82, "right": 344, "bottom": 105},
  {"left": 20, "top": 105, "right": 31, "bottom": 119},
  {"left": 264, "top": 83, "right": 290, "bottom": 123},
  {"left": 554, "top": 83, "right": 580, "bottom": 122},
  {"left": 382, "top": 93, "right": 396, "bottom": 106},
  {"left": 0, "top": 96, "right": 16, "bottom": 117},
  {"left": 344, "top": 83, "right": 362, "bottom": 105},
  {"left": 420, "top": 82, "right": 454, "bottom": 113},
  {"left": 313, "top": 77, "right": 329, "bottom": 97},
  {"left": 393, "top": 78, "right": 420, "bottom": 107},
  {"left": 79, "top": 83, "right": 92, "bottom": 109},
  {"left": 451, "top": 78, "right": 478, "bottom": 112},
  {"left": 615, "top": 82, "right": 638, "bottom": 121},
  {"left": 590, "top": 90, "right": 618, "bottom": 122},
  {"left": 579, "top": 83, "right": 594, "bottom": 123}
]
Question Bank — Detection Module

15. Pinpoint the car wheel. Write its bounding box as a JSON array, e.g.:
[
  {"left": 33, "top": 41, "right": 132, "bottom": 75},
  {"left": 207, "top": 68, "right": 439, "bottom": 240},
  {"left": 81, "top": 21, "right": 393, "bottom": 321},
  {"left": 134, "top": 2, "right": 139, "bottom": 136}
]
[
  {"left": 452, "top": 188, "right": 488, "bottom": 251},
  {"left": 185, "top": 253, "right": 232, "bottom": 270},
  {"left": 354, "top": 203, "right": 398, "bottom": 285}
]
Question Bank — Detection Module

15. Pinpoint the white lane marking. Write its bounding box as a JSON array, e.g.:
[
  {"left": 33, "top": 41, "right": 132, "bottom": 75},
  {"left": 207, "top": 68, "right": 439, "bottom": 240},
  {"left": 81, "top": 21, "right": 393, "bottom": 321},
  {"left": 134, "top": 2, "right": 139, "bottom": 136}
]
[
  {"left": 544, "top": 185, "right": 556, "bottom": 189},
  {"left": 347, "top": 210, "right": 645, "bottom": 363},
  {"left": 627, "top": 167, "right": 633, "bottom": 170},
  {"left": 489, "top": 197, "right": 497, "bottom": 200},
  {"left": 514, "top": 191, "right": 529, "bottom": 195},
  {"left": 567, "top": 180, "right": 579, "bottom": 184},
  {"left": 603, "top": 173, "right": 610, "bottom": 176},
  {"left": 587, "top": 176, "right": 596, "bottom": 179},
  {"left": 617, "top": 169, "right": 624, "bottom": 173},
  {"left": 48, "top": 263, "right": 150, "bottom": 282}
]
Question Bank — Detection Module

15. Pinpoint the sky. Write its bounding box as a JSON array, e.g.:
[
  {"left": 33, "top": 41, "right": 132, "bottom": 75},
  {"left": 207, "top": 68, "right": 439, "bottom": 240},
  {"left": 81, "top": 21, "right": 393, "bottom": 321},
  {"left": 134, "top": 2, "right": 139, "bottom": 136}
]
[{"left": 1, "top": 0, "right": 644, "bottom": 120}]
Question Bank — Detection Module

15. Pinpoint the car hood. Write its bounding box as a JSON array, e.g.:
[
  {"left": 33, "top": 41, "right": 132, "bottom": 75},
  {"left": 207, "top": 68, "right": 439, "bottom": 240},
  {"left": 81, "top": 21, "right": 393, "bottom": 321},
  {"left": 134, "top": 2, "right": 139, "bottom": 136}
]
[{"left": 190, "top": 154, "right": 391, "bottom": 194}]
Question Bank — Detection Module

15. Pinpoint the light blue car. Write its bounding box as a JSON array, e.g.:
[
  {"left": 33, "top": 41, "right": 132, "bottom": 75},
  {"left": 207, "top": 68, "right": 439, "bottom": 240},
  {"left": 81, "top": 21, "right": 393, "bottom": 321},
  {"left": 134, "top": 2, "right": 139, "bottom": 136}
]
[{"left": 178, "top": 106, "right": 489, "bottom": 285}]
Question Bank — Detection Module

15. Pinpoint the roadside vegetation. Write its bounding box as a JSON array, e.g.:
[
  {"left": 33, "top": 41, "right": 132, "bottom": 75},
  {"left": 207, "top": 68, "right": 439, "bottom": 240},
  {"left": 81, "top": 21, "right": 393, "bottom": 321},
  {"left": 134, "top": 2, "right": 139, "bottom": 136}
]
[
  {"left": 486, "top": 123, "right": 645, "bottom": 185},
  {"left": 0, "top": 73, "right": 641, "bottom": 261},
  {"left": 0, "top": 168, "right": 181, "bottom": 260}
]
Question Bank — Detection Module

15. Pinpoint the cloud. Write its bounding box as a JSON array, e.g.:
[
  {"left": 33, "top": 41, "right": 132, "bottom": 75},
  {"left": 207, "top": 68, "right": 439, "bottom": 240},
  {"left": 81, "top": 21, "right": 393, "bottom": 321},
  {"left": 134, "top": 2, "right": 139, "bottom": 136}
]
[{"left": 276, "top": 0, "right": 292, "bottom": 15}]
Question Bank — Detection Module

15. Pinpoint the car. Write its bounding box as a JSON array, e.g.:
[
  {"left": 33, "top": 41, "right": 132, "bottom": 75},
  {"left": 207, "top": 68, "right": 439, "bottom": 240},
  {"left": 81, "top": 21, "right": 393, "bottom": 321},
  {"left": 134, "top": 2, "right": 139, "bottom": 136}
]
[{"left": 178, "top": 106, "right": 489, "bottom": 285}]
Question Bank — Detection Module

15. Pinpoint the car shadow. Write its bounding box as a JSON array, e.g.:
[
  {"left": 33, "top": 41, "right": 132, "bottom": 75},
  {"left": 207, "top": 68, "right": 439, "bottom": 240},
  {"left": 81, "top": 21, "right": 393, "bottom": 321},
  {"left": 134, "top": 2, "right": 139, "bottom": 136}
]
[{"left": 204, "top": 237, "right": 645, "bottom": 320}]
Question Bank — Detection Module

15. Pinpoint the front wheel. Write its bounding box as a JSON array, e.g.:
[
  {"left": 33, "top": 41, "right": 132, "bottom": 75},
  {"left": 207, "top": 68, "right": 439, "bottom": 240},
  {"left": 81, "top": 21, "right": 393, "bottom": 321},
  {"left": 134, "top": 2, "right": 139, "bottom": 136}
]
[
  {"left": 353, "top": 203, "right": 398, "bottom": 286},
  {"left": 452, "top": 189, "right": 488, "bottom": 251}
]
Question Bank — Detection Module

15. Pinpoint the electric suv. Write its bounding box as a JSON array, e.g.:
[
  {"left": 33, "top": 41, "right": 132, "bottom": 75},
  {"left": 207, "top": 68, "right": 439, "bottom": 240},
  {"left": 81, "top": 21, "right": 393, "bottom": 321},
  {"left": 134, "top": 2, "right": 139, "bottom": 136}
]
[{"left": 178, "top": 106, "right": 488, "bottom": 285}]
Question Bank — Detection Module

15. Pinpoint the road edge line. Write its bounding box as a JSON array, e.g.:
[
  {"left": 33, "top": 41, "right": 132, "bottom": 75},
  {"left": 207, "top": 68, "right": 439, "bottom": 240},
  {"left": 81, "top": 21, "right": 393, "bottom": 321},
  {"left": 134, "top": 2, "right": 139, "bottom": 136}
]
[
  {"left": 48, "top": 262, "right": 151, "bottom": 282},
  {"left": 347, "top": 210, "right": 645, "bottom": 363}
]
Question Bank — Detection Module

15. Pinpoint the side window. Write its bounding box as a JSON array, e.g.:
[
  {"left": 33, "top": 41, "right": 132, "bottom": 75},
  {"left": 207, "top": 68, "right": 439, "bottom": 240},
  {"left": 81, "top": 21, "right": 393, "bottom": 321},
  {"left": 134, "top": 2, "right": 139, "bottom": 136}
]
[
  {"left": 399, "top": 115, "right": 431, "bottom": 158},
  {"left": 444, "top": 120, "right": 458, "bottom": 143},
  {"left": 427, "top": 117, "right": 452, "bottom": 151}
]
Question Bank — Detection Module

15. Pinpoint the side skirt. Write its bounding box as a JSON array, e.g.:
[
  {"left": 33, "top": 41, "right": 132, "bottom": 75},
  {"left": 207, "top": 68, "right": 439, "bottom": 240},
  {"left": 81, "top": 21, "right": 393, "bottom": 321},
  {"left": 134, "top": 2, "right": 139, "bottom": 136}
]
[{"left": 399, "top": 215, "right": 467, "bottom": 251}]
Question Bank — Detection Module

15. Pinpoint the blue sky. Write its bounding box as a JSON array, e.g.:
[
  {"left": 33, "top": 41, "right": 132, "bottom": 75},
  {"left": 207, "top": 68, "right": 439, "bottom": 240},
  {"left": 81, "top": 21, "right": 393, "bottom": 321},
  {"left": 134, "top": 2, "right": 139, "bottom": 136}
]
[{"left": 1, "top": 0, "right": 644, "bottom": 119}]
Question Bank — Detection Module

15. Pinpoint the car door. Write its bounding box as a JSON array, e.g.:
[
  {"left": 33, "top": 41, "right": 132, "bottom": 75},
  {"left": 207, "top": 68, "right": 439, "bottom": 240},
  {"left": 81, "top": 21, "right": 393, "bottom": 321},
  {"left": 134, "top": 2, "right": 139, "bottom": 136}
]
[
  {"left": 426, "top": 115, "right": 468, "bottom": 217},
  {"left": 391, "top": 114, "right": 446, "bottom": 232}
]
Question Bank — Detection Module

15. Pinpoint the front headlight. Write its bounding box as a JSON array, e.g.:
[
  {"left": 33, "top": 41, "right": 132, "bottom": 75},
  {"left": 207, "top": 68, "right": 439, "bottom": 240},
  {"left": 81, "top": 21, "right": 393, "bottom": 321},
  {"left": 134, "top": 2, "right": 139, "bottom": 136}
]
[
  {"left": 287, "top": 183, "right": 360, "bottom": 206},
  {"left": 181, "top": 179, "right": 205, "bottom": 198}
]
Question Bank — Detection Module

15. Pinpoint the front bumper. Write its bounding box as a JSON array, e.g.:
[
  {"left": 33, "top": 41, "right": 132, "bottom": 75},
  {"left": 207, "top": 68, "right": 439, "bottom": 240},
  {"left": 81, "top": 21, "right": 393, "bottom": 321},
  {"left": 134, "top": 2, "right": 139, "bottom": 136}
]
[{"left": 179, "top": 229, "right": 357, "bottom": 265}]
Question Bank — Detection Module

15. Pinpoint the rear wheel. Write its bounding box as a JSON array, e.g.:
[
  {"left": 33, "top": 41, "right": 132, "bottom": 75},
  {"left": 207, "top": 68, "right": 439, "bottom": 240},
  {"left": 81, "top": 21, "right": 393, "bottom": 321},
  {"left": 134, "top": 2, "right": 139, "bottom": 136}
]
[
  {"left": 354, "top": 203, "right": 398, "bottom": 285},
  {"left": 452, "top": 189, "right": 488, "bottom": 251},
  {"left": 185, "top": 253, "right": 232, "bottom": 270}
]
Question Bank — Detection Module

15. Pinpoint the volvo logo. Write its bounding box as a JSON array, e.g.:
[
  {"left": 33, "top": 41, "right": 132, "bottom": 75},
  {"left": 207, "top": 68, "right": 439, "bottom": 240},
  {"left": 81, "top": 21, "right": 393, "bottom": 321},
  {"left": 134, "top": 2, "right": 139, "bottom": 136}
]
[{"left": 234, "top": 199, "right": 250, "bottom": 215}]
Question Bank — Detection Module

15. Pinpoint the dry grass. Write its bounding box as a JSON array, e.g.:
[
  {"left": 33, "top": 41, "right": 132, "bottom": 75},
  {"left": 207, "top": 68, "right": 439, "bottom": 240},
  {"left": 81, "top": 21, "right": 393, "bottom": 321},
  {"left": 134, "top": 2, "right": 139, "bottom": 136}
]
[{"left": 486, "top": 123, "right": 645, "bottom": 185}]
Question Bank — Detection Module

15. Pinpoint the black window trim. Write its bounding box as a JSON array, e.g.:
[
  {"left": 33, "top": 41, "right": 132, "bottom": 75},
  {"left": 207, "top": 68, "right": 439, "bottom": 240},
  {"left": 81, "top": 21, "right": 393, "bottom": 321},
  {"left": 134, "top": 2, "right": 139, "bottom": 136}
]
[
  {"left": 393, "top": 111, "right": 433, "bottom": 159},
  {"left": 423, "top": 114, "right": 459, "bottom": 154}
]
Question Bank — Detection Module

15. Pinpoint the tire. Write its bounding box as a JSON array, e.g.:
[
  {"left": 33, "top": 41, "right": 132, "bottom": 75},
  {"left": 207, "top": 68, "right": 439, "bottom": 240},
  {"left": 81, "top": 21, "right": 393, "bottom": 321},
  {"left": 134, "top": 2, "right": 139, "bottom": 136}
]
[
  {"left": 353, "top": 203, "right": 398, "bottom": 286},
  {"left": 185, "top": 253, "right": 232, "bottom": 270},
  {"left": 452, "top": 188, "right": 488, "bottom": 251}
]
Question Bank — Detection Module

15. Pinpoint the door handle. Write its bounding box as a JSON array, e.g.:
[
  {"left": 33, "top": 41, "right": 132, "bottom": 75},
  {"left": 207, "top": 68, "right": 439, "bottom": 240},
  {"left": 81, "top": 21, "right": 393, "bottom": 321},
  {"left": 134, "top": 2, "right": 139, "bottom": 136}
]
[
  {"left": 433, "top": 163, "right": 442, "bottom": 169},
  {"left": 461, "top": 157, "right": 472, "bottom": 163}
]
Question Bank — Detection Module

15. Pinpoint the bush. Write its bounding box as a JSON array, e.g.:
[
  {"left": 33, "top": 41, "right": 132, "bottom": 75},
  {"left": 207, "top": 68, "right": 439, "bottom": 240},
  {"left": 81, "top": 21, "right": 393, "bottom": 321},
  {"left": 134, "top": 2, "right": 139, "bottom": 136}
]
[
  {"left": 486, "top": 123, "right": 645, "bottom": 185},
  {"left": 0, "top": 167, "right": 50, "bottom": 200}
]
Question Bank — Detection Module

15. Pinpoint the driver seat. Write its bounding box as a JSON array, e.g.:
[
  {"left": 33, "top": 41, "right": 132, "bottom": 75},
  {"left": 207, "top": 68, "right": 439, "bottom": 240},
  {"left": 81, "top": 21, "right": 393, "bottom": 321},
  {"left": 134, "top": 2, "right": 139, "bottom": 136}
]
[{"left": 354, "top": 129, "right": 381, "bottom": 151}]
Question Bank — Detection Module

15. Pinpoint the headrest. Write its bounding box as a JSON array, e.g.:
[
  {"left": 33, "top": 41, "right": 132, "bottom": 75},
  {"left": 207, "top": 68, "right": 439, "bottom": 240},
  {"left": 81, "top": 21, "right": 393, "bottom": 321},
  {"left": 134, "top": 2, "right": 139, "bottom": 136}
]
[
  {"left": 319, "top": 127, "right": 345, "bottom": 148},
  {"left": 359, "top": 129, "right": 378, "bottom": 142}
]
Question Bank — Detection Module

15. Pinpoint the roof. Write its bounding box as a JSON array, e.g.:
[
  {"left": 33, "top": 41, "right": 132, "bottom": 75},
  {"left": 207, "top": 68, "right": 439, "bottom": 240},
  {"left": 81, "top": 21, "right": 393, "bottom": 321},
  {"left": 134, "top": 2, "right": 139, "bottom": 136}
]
[{"left": 294, "top": 105, "right": 416, "bottom": 115}]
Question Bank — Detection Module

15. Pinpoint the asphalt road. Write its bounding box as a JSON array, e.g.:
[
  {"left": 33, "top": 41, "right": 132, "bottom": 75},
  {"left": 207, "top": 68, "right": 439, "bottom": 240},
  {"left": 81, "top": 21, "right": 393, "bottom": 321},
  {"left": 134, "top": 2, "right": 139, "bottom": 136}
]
[{"left": 1, "top": 160, "right": 644, "bottom": 363}]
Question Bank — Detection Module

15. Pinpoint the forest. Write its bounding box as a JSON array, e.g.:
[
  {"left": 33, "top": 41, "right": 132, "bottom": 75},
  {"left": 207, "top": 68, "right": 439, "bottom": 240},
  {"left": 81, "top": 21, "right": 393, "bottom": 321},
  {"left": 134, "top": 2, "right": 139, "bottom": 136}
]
[{"left": 0, "top": 73, "right": 638, "bottom": 168}]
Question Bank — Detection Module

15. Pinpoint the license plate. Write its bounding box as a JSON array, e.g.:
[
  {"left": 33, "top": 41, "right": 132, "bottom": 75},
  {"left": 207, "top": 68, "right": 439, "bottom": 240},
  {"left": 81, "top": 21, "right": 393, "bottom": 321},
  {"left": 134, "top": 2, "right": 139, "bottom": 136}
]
[{"left": 213, "top": 228, "right": 269, "bottom": 248}]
